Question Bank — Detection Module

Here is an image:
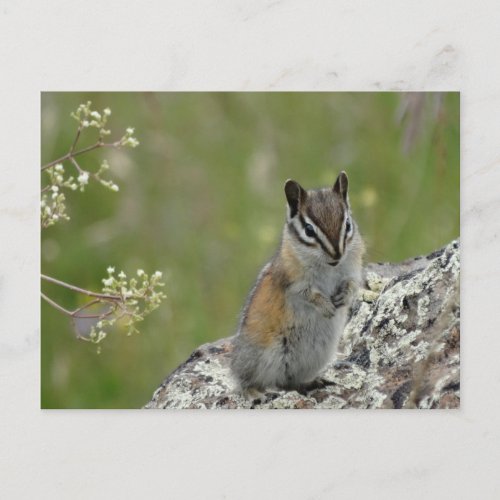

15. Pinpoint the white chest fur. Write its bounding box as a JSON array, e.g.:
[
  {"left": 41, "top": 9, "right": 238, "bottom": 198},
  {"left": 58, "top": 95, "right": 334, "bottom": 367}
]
[{"left": 282, "top": 257, "right": 359, "bottom": 385}]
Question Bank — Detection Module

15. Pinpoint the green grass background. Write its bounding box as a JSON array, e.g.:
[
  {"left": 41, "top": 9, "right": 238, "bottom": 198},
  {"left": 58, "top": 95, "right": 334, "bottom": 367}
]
[{"left": 41, "top": 92, "right": 459, "bottom": 408}]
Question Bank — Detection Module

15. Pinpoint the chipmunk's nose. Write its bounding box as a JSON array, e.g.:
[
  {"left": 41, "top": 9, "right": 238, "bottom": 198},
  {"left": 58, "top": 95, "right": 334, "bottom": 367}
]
[{"left": 328, "top": 260, "right": 339, "bottom": 267}]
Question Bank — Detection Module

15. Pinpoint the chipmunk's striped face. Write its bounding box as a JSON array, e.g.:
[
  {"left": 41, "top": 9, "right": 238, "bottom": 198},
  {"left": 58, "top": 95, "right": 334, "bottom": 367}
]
[{"left": 284, "top": 172, "right": 355, "bottom": 266}]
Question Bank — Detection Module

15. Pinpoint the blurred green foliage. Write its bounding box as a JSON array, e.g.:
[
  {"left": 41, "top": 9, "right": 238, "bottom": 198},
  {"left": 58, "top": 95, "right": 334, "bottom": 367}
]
[{"left": 41, "top": 92, "right": 459, "bottom": 408}]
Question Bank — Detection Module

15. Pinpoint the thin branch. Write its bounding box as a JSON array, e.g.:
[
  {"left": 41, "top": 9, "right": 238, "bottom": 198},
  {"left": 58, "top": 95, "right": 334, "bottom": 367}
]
[
  {"left": 72, "top": 299, "right": 117, "bottom": 320},
  {"left": 41, "top": 274, "right": 120, "bottom": 300},
  {"left": 69, "top": 125, "right": 83, "bottom": 154},
  {"left": 41, "top": 292, "right": 73, "bottom": 316},
  {"left": 42, "top": 289, "right": 120, "bottom": 321},
  {"left": 69, "top": 142, "right": 102, "bottom": 158},
  {"left": 41, "top": 153, "right": 71, "bottom": 171},
  {"left": 71, "top": 141, "right": 121, "bottom": 157},
  {"left": 41, "top": 141, "right": 122, "bottom": 171},
  {"left": 69, "top": 156, "right": 84, "bottom": 174},
  {"left": 74, "top": 311, "right": 114, "bottom": 320},
  {"left": 72, "top": 298, "right": 101, "bottom": 315}
]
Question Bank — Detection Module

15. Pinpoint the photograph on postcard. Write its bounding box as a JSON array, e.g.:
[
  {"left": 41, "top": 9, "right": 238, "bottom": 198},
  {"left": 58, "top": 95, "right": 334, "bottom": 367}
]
[{"left": 40, "top": 92, "right": 459, "bottom": 409}]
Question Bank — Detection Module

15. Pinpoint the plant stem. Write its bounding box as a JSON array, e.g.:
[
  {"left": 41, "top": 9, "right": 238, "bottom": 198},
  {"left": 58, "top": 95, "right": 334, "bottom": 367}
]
[
  {"left": 72, "top": 299, "right": 116, "bottom": 319},
  {"left": 41, "top": 291, "right": 120, "bottom": 320},
  {"left": 41, "top": 141, "right": 121, "bottom": 171},
  {"left": 69, "top": 125, "right": 82, "bottom": 154},
  {"left": 41, "top": 274, "right": 120, "bottom": 300},
  {"left": 41, "top": 292, "right": 73, "bottom": 316},
  {"left": 41, "top": 154, "right": 71, "bottom": 170},
  {"left": 69, "top": 156, "right": 84, "bottom": 174}
]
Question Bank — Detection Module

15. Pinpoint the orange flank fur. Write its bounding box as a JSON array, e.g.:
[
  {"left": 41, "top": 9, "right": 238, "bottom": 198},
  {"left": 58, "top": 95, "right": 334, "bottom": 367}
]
[{"left": 244, "top": 272, "right": 290, "bottom": 347}]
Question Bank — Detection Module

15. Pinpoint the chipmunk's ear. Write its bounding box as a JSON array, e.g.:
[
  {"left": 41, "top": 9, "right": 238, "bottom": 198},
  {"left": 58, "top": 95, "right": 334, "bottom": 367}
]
[
  {"left": 284, "top": 179, "right": 307, "bottom": 218},
  {"left": 333, "top": 171, "right": 349, "bottom": 203}
]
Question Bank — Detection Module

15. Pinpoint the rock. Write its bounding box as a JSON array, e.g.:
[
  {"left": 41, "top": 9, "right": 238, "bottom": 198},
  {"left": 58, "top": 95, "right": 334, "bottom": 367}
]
[{"left": 145, "top": 239, "right": 460, "bottom": 409}]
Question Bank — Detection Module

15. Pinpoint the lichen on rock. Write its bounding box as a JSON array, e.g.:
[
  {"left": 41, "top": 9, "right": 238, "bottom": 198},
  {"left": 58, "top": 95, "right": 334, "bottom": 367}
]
[{"left": 145, "top": 239, "right": 460, "bottom": 409}]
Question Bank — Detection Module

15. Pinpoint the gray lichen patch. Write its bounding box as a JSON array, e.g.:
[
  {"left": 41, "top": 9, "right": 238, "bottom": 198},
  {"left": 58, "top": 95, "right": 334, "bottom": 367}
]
[
  {"left": 145, "top": 239, "right": 460, "bottom": 410},
  {"left": 325, "top": 362, "right": 367, "bottom": 390},
  {"left": 365, "top": 271, "right": 390, "bottom": 293}
]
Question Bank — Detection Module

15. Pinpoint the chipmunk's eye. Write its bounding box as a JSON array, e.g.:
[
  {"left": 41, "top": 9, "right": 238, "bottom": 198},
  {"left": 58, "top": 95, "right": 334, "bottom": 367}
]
[
  {"left": 304, "top": 223, "right": 316, "bottom": 237},
  {"left": 346, "top": 218, "right": 352, "bottom": 233}
]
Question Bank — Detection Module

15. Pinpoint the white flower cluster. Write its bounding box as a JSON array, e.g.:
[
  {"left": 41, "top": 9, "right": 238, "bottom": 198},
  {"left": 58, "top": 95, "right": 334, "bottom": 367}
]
[
  {"left": 86, "top": 266, "right": 166, "bottom": 346},
  {"left": 41, "top": 103, "right": 138, "bottom": 228},
  {"left": 71, "top": 101, "right": 111, "bottom": 137},
  {"left": 77, "top": 172, "right": 89, "bottom": 186},
  {"left": 92, "top": 159, "right": 119, "bottom": 192},
  {"left": 50, "top": 163, "right": 78, "bottom": 190},
  {"left": 41, "top": 189, "right": 69, "bottom": 228},
  {"left": 41, "top": 161, "right": 98, "bottom": 228},
  {"left": 120, "top": 126, "right": 140, "bottom": 148},
  {"left": 71, "top": 102, "right": 139, "bottom": 147}
]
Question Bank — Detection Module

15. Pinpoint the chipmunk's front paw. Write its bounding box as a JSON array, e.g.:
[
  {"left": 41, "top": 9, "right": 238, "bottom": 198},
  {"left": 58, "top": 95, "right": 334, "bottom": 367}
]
[
  {"left": 309, "top": 288, "right": 336, "bottom": 318},
  {"left": 330, "top": 279, "right": 355, "bottom": 309},
  {"left": 321, "top": 300, "right": 336, "bottom": 318}
]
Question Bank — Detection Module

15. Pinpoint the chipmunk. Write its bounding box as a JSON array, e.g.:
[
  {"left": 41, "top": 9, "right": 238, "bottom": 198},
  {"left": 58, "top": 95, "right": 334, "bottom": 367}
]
[{"left": 231, "top": 171, "right": 365, "bottom": 394}]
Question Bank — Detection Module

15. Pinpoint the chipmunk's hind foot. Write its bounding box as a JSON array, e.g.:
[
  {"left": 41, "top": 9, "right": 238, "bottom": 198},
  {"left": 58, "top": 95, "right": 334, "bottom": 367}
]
[{"left": 295, "top": 377, "right": 337, "bottom": 396}]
